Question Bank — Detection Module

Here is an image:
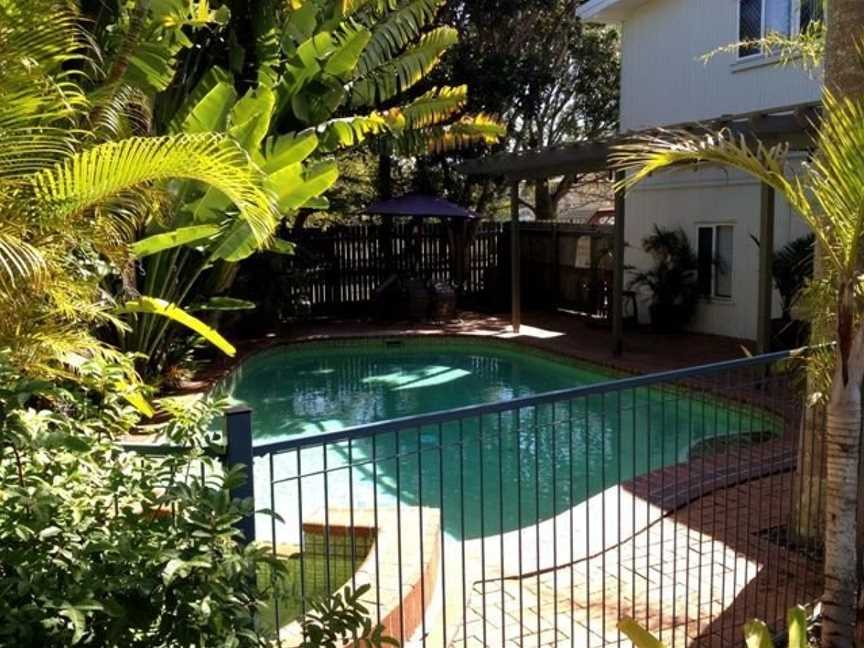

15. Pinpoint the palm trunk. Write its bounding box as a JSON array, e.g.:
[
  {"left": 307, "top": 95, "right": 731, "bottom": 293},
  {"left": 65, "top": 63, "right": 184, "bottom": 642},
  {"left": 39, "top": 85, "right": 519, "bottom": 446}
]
[
  {"left": 822, "top": 327, "right": 864, "bottom": 648},
  {"left": 820, "top": 7, "right": 864, "bottom": 647},
  {"left": 823, "top": 0, "right": 864, "bottom": 100}
]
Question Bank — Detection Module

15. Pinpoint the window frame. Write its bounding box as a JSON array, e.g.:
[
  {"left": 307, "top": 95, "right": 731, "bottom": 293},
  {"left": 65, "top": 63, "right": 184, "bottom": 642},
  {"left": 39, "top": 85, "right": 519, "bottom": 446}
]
[
  {"left": 697, "top": 224, "right": 735, "bottom": 301},
  {"left": 736, "top": 0, "right": 767, "bottom": 60},
  {"left": 791, "top": 0, "right": 822, "bottom": 36}
]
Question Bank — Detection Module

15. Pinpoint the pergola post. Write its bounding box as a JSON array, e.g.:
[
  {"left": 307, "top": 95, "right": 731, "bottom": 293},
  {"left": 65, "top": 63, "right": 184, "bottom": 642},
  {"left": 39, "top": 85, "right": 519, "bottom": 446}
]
[
  {"left": 612, "top": 171, "right": 626, "bottom": 356},
  {"left": 757, "top": 183, "right": 775, "bottom": 355},
  {"left": 510, "top": 180, "right": 521, "bottom": 334}
]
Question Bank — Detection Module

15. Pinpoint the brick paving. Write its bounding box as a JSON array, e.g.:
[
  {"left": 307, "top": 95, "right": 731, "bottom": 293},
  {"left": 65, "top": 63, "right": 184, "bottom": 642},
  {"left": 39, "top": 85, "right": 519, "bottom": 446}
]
[{"left": 446, "top": 468, "right": 820, "bottom": 648}]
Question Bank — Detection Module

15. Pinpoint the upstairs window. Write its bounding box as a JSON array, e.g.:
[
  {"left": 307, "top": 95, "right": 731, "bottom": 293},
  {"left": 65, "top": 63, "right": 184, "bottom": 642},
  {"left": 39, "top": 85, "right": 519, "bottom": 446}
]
[
  {"left": 738, "top": 0, "right": 823, "bottom": 58},
  {"left": 697, "top": 225, "right": 734, "bottom": 299},
  {"left": 738, "top": 0, "right": 764, "bottom": 58},
  {"left": 797, "top": 0, "right": 824, "bottom": 32}
]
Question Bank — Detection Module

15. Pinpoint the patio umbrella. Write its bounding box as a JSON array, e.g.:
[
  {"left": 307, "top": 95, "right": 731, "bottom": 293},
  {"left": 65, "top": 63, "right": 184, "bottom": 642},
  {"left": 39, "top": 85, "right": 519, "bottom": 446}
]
[
  {"left": 363, "top": 194, "right": 478, "bottom": 284},
  {"left": 363, "top": 193, "right": 479, "bottom": 219}
]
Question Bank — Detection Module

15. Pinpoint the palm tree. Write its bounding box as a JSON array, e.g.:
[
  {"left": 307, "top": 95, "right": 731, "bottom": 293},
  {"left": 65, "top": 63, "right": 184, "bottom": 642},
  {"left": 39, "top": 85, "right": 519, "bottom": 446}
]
[
  {"left": 611, "top": 89, "right": 864, "bottom": 648},
  {"left": 0, "top": 0, "right": 280, "bottom": 410}
]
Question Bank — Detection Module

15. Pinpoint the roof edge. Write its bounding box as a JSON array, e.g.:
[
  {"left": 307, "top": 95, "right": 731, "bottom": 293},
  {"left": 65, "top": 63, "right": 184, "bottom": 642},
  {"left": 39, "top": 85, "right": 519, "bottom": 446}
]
[{"left": 576, "top": 0, "right": 649, "bottom": 24}]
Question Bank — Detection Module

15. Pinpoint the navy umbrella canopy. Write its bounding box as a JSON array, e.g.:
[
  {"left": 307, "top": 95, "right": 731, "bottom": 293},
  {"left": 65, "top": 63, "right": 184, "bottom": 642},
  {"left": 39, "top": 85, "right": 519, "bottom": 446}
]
[{"left": 363, "top": 193, "right": 478, "bottom": 219}]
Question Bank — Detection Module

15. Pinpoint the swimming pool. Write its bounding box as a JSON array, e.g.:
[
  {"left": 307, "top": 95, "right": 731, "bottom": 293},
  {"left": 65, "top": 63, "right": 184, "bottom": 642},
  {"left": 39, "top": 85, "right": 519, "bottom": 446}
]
[{"left": 219, "top": 339, "right": 776, "bottom": 543}]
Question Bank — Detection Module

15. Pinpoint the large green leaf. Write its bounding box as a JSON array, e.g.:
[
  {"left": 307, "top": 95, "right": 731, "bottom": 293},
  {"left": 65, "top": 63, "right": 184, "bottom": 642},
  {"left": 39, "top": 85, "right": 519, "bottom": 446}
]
[
  {"left": 131, "top": 225, "right": 221, "bottom": 257},
  {"left": 786, "top": 607, "right": 807, "bottom": 648},
  {"left": 228, "top": 86, "right": 276, "bottom": 154},
  {"left": 324, "top": 26, "right": 372, "bottom": 77},
  {"left": 351, "top": 26, "right": 458, "bottom": 106},
  {"left": 261, "top": 130, "right": 319, "bottom": 173},
  {"left": 121, "top": 296, "right": 236, "bottom": 357},
  {"left": 743, "top": 619, "right": 774, "bottom": 648},
  {"left": 170, "top": 67, "right": 237, "bottom": 133},
  {"left": 617, "top": 618, "right": 666, "bottom": 648},
  {"left": 270, "top": 160, "right": 339, "bottom": 211}
]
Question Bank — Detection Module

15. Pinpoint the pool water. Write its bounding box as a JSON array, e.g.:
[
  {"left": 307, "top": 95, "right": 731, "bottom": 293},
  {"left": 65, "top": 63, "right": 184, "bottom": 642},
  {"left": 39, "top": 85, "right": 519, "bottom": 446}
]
[{"left": 219, "top": 340, "right": 776, "bottom": 543}]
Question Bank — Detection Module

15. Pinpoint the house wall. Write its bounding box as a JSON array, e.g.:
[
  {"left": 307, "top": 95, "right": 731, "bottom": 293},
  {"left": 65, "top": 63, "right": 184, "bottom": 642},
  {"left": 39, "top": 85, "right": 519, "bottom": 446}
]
[
  {"left": 618, "top": 0, "right": 821, "bottom": 131},
  {"left": 625, "top": 161, "right": 811, "bottom": 341}
]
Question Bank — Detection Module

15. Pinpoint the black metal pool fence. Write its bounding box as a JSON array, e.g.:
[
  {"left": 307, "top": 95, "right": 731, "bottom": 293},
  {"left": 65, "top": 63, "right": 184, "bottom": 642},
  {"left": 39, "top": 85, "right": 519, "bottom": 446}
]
[{"left": 215, "top": 348, "right": 825, "bottom": 647}]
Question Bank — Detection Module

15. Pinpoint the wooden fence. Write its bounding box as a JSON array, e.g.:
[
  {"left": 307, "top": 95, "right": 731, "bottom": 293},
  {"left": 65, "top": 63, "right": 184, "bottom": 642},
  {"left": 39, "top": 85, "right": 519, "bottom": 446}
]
[{"left": 271, "top": 220, "right": 612, "bottom": 317}]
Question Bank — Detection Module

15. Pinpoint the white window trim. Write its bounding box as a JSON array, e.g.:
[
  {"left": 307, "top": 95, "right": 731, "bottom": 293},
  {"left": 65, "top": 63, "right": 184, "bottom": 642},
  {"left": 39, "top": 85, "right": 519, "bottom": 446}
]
[
  {"left": 736, "top": 0, "right": 767, "bottom": 61},
  {"left": 790, "top": 0, "right": 803, "bottom": 36},
  {"left": 698, "top": 224, "right": 735, "bottom": 301}
]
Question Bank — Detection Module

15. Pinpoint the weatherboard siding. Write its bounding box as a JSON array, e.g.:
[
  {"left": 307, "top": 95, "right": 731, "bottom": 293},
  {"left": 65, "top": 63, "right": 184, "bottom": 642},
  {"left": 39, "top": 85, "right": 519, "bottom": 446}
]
[{"left": 618, "top": 0, "right": 821, "bottom": 132}]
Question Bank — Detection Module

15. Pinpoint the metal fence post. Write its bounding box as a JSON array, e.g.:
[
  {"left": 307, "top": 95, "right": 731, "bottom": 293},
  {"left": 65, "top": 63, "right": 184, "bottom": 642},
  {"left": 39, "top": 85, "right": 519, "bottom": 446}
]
[{"left": 225, "top": 405, "right": 255, "bottom": 544}]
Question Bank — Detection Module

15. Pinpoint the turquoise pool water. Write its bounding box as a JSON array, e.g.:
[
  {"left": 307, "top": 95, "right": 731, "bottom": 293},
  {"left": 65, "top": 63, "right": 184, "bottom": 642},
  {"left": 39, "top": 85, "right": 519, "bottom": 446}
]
[{"left": 219, "top": 340, "right": 776, "bottom": 543}]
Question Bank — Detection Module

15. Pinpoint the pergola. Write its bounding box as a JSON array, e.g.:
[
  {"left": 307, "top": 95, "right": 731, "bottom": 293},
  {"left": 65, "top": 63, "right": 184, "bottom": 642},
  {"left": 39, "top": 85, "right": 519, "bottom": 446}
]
[{"left": 460, "top": 101, "right": 820, "bottom": 355}]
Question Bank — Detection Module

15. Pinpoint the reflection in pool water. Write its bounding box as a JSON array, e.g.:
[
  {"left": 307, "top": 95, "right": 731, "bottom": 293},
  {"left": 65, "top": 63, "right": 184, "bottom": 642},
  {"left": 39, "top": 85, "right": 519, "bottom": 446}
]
[{"left": 217, "top": 340, "right": 776, "bottom": 543}]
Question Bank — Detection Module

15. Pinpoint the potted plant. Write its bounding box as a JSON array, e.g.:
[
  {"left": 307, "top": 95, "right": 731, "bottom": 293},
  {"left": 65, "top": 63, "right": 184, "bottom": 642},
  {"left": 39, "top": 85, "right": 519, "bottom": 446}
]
[
  {"left": 628, "top": 226, "right": 699, "bottom": 333},
  {"left": 771, "top": 233, "right": 814, "bottom": 348}
]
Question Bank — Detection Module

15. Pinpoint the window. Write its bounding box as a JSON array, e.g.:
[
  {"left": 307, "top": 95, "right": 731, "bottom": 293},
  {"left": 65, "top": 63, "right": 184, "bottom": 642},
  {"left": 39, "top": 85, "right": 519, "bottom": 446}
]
[
  {"left": 738, "top": 0, "right": 763, "bottom": 58},
  {"left": 697, "top": 225, "right": 734, "bottom": 299},
  {"left": 796, "top": 0, "right": 823, "bottom": 32},
  {"left": 738, "top": 0, "right": 821, "bottom": 58}
]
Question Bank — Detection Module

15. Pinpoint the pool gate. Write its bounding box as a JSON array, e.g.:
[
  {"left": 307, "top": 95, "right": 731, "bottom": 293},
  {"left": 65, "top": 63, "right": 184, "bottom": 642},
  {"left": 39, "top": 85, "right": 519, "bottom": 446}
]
[{"left": 224, "top": 348, "right": 826, "bottom": 647}]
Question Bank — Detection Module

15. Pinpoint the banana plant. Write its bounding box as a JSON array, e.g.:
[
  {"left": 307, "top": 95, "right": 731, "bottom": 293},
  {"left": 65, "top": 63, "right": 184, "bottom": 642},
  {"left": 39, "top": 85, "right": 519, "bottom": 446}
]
[
  {"left": 617, "top": 605, "right": 810, "bottom": 648},
  {"left": 121, "top": 0, "right": 504, "bottom": 375},
  {"left": 0, "top": 0, "right": 280, "bottom": 412}
]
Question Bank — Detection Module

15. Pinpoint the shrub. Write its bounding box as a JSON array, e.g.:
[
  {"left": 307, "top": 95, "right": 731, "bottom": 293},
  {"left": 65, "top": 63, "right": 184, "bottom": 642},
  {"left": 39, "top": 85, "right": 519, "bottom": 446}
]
[{"left": 0, "top": 358, "right": 281, "bottom": 647}]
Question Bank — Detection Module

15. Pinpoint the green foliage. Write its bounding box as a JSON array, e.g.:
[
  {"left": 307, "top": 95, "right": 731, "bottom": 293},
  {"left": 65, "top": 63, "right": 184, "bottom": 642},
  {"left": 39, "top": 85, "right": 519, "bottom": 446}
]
[
  {"left": 619, "top": 605, "right": 811, "bottom": 648},
  {"left": 0, "top": 359, "right": 283, "bottom": 646},
  {"left": 400, "top": 0, "right": 620, "bottom": 217},
  {"left": 300, "top": 584, "right": 398, "bottom": 648},
  {"left": 627, "top": 226, "right": 700, "bottom": 328},
  {"left": 121, "top": 0, "right": 502, "bottom": 374},
  {"left": 773, "top": 234, "right": 815, "bottom": 319},
  {"left": 0, "top": 0, "right": 278, "bottom": 400}
]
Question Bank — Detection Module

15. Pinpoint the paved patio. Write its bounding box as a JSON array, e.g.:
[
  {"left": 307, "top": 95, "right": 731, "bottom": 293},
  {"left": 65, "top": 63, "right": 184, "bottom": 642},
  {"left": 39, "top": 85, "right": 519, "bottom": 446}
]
[{"left": 447, "top": 471, "right": 820, "bottom": 648}]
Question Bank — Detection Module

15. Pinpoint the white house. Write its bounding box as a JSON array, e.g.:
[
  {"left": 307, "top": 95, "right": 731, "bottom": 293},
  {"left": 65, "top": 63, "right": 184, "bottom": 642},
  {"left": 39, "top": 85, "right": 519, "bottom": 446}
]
[{"left": 576, "top": 0, "right": 821, "bottom": 341}]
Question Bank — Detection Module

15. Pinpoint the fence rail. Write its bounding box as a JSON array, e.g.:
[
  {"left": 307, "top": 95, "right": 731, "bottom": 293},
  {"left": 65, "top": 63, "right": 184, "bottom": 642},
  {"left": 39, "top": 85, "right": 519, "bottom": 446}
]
[{"left": 221, "top": 349, "right": 824, "bottom": 647}]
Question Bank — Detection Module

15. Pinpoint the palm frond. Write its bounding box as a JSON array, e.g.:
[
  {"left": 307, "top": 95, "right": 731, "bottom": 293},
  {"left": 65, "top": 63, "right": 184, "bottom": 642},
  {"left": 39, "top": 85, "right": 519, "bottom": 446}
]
[
  {"left": 393, "top": 113, "right": 506, "bottom": 155},
  {"left": 356, "top": 0, "right": 444, "bottom": 76},
  {"left": 0, "top": 128, "right": 82, "bottom": 178},
  {"left": 0, "top": 233, "right": 49, "bottom": 298},
  {"left": 0, "top": 0, "right": 92, "bottom": 128},
  {"left": 30, "top": 134, "right": 279, "bottom": 248},
  {"left": 806, "top": 93, "right": 864, "bottom": 274},
  {"left": 610, "top": 128, "right": 818, "bottom": 258},
  {"left": 350, "top": 26, "right": 457, "bottom": 106}
]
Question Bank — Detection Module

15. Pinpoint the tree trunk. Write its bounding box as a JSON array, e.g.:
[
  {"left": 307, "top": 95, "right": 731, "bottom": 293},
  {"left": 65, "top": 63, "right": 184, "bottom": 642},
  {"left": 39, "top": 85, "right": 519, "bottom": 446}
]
[
  {"left": 822, "top": 327, "right": 864, "bottom": 648},
  {"left": 823, "top": 0, "right": 864, "bottom": 99},
  {"left": 820, "top": 8, "right": 864, "bottom": 647},
  {"left": 534, "top": 179, "right": 555, "bottom": 220}
]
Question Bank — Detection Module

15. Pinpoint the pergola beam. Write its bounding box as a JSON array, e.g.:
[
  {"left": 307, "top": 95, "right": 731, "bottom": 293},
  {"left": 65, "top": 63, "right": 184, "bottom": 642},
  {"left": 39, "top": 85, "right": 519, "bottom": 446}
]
[{"left": 459, "top": 101, "right": 820, "bottom": 182}]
